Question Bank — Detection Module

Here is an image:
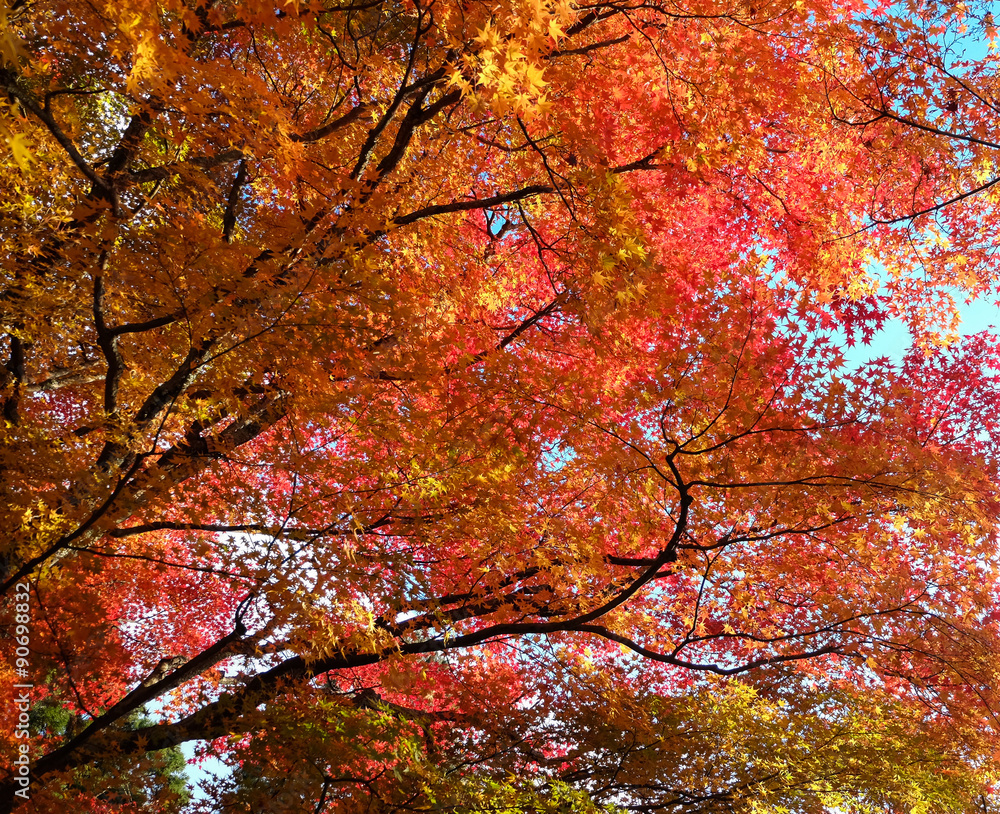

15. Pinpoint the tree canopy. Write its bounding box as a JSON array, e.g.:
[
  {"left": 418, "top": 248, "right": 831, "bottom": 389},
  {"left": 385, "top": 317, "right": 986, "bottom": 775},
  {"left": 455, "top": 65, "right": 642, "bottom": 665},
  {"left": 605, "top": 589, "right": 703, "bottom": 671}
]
[{"left": 2, "top": 0, "right": 1000, "bottom": 811}]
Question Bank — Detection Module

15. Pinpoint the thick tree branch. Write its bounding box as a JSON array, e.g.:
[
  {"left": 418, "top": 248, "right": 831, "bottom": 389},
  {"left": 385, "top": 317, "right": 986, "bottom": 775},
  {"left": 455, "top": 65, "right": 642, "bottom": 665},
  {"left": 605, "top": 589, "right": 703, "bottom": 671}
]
[
  {"left": 0, "top": 67, "right": 113, "bottom": 198},
  {"left": 93, "top": 271, "right": 123, "bottom": 415},
  {"left": 127, "top": 148, "right": 245, "bottom": 185},
  {"left": 2, "top": 333, "right": 25, "bottom": 423},
  {"left": 393, "top": 185, "right": 556, "bottom": 226},
  {"left": 223, "top": 158, "right": 248, "bottom": 243},
  {"left": 292, "top": 103, "right": 370, "bottom": 143}
]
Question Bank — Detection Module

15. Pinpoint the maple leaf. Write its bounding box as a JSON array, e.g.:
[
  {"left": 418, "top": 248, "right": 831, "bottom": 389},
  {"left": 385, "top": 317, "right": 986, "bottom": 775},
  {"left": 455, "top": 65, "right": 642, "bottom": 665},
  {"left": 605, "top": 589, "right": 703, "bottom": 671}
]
[{"left": 1, "top": 0, "right": 1000, "bottom": 812}]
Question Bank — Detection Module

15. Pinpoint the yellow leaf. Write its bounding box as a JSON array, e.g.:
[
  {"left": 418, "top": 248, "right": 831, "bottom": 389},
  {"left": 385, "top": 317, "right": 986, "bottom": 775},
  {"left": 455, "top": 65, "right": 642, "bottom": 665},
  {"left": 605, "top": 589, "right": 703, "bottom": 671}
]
[
  {"left": 126, "top": 33, "right": 158, "bottom": 97},
  {"left": 8, "top": 133, "right": 33, "bottom": 171}
]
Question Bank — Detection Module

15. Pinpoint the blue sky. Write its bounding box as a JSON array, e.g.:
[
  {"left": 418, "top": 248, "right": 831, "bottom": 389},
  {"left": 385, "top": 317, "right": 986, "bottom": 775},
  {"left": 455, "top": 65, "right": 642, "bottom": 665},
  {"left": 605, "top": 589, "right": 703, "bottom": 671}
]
[{"left": 841, "top": 294, "right": 1000, "bottom": 369}]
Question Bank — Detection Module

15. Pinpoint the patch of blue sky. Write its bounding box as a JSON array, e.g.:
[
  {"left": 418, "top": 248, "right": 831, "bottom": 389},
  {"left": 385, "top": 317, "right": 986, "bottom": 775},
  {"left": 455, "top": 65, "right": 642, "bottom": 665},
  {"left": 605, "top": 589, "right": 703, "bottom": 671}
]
[{"left": 841, "top": 291, "right": 1000, "bottom": 369}]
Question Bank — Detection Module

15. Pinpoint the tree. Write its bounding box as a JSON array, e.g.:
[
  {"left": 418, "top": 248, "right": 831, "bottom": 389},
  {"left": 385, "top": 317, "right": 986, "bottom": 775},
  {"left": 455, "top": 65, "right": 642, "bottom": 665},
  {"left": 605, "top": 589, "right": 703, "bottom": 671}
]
[
  {"left": 2, "top": 0, "right": 1000, "bottom": 810},
  {"left": 27, "top": 699, "right": 190, "bottom": 811}
]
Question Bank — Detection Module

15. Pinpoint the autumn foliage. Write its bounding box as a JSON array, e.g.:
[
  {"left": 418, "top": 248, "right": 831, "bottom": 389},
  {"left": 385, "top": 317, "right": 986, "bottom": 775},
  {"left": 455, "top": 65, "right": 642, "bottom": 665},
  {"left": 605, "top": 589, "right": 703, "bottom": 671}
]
[{"left": 2, "top": 0, "right": 1000, "bottom": 810}]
